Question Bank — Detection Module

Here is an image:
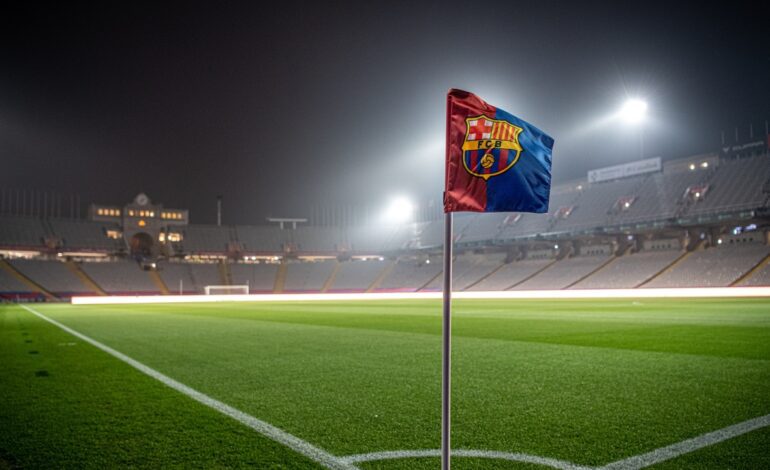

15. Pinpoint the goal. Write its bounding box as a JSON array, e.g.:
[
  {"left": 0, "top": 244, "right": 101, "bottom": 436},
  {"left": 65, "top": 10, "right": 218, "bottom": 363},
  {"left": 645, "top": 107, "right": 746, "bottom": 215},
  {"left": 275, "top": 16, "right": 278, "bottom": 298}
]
[{"left": 204, "top": 285, "right": 250, "bottom": 295}]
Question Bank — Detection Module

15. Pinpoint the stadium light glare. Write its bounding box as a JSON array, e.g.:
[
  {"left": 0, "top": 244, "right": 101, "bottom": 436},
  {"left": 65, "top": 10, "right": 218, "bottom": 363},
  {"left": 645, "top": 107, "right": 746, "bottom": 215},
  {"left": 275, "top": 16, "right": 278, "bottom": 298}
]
[
  {"left": 620, "top": 99, "right": 647, "bottom": 124},
  {"left": 383, "top": 196, "right": 414, "bottom": 224}
]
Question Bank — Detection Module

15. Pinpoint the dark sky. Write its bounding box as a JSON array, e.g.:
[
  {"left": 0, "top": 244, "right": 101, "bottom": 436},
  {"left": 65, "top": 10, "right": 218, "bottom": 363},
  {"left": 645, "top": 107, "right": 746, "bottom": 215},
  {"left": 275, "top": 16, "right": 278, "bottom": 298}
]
[{"left": 2, "top": 1, "right": 768, "bottom": 224}]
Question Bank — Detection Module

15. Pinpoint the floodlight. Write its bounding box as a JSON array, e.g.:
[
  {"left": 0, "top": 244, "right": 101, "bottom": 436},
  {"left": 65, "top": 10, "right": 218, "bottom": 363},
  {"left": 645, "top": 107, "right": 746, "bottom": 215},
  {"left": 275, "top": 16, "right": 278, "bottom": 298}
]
[
  {"left": 383, "top": 197, "right": 413, "bottom": 224},
  {"left": 620, "top": 99, "right": 647, "bottom": 124}
]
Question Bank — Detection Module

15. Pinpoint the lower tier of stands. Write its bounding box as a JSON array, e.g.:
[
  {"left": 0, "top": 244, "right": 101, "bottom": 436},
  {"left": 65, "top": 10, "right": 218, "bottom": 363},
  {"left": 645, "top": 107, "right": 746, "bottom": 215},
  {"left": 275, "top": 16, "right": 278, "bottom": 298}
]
[{"left": 2, "top": 241, "right": 769, "bottom": 300}]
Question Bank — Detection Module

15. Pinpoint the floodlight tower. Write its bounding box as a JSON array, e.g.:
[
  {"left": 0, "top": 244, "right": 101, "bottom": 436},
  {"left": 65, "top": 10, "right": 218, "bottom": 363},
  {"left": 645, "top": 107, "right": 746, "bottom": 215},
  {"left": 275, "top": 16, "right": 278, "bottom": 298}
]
[{"left": 620, "top": 99, "right": 648, "bottom": 159}]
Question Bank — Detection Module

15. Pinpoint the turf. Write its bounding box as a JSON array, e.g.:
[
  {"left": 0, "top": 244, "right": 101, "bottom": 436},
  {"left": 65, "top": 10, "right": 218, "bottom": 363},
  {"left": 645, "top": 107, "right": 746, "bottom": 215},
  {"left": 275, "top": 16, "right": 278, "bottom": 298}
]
[{"left": 1, "top": 298, "right": 768, "bottom": 469}]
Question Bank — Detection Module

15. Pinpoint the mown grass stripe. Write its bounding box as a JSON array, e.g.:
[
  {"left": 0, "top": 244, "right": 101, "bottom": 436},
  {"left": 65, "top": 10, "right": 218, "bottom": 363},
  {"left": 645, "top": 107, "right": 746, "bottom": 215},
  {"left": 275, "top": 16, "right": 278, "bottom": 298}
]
[{"left": 19, "top": 304, "right": 355, "bottom": 470}]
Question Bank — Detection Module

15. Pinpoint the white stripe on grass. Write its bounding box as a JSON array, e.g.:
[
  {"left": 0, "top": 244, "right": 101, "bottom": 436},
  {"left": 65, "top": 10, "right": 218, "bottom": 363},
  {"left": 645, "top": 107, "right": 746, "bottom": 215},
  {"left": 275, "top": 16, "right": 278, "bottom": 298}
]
[
  {"left": 340, "top": 449, "right": 593, "bottom": 469},
  {"left": 600, "top": 413, "right": 770, "bottom": 469},
  {"left": 19, "top": 305, "right": 356, "bottom": 470}
]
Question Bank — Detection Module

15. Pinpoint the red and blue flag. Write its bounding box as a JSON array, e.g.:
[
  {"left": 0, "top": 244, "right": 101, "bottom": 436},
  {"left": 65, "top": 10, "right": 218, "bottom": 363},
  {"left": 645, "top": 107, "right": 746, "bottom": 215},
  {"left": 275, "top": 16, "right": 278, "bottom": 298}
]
[{"left": 444, "top": 89, "right": 554, "bottom": 213}]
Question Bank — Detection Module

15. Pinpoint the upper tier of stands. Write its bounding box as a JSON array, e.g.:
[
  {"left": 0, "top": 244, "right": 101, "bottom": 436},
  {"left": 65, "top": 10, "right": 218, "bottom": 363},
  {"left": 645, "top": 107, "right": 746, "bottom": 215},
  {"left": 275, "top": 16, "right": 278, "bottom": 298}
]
[
  {"left": 0, "top": 216, "right": 47, "bottom": 248},
  {"left": 1, "top": 153, "right": 767, "bottom": 255},
  {"left": 0, "top": 216, "right": 120, "bottom": 251}
]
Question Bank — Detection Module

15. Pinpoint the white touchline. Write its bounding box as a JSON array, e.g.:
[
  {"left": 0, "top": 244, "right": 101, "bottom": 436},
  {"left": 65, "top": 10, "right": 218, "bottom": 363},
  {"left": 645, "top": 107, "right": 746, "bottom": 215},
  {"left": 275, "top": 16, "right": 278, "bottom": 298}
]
[
  {"left": 599, "top": 413, "right": 770, "bottom": 469},
  {"left": 18, "top": 305, "right": 357, "bottom": 470}
]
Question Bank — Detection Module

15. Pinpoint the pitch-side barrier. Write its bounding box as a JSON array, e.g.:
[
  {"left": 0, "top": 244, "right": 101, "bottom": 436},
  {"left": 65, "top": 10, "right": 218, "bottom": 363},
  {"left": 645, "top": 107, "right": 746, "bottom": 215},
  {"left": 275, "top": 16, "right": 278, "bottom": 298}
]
[{"left": 71, "top": 287, "right": 770, "bottom": 305}]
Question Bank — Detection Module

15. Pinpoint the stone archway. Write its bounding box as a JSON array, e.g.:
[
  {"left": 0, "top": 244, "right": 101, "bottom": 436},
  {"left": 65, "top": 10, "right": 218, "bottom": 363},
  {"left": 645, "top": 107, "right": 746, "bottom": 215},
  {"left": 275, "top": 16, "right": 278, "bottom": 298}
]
[{"left": 130, "top": 232, "right": 154, "bottom": 258}]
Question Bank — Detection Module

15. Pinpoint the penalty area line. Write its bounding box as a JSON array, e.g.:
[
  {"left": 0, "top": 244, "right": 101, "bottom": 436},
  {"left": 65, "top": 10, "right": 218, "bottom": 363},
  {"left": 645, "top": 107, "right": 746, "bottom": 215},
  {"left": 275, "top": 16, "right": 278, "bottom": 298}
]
[
  {"left": 600, "top": 413, "right": 770, "bottom": 469},
  {"left": 18, "top": 304, "right": 357, "bottom": 470}
]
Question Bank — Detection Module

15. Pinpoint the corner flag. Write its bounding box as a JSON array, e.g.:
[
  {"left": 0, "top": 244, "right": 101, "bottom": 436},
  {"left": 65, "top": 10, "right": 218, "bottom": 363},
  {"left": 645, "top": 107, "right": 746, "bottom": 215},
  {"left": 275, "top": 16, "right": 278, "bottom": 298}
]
[
  {"left": 444, "top": 88, "right": 554, "bottom": 214},
  {"left": 440, "top": 89, "right": 554, "bottom": 470}
]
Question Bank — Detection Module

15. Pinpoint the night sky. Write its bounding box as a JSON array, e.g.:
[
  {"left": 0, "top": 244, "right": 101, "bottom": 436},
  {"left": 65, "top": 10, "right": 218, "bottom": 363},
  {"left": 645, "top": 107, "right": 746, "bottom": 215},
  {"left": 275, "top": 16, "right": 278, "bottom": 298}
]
[{"left": 2, "top": 1, "right": 768, "bottom": 224}]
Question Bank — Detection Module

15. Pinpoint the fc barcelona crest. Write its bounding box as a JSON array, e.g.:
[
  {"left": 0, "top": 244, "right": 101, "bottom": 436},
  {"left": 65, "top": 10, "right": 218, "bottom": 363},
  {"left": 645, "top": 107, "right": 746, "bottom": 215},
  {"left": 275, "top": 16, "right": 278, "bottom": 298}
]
[{"left": 462, "top": 115, "right": 524, "bottom": 180}]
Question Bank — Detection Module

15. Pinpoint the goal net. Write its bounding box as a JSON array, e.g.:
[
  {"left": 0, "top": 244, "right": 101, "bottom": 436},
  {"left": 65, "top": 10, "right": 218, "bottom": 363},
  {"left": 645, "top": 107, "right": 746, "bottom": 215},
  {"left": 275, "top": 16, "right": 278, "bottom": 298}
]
[{"left": 204, "top": 285, "right": 249, "bottom": 295}]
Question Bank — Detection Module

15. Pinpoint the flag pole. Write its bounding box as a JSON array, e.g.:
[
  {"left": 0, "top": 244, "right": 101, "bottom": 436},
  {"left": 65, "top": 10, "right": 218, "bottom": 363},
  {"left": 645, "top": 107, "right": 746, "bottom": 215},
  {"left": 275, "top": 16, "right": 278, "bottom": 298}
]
[{"left": 442, "top": 210, "right": 453, "bottom": 470}]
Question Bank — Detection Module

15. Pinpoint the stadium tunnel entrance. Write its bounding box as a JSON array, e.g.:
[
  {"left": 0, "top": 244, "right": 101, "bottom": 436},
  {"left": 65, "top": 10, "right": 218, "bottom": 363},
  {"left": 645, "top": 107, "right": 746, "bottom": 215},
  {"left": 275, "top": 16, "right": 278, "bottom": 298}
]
[{"left": 129, "top": 232, "right": 154, "bottom": 258}]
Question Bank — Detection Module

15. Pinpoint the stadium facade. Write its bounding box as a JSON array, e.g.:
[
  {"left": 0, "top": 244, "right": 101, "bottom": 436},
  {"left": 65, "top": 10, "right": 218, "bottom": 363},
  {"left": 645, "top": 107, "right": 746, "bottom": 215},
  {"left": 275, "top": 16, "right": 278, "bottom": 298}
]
[{"left": 1, "top": 144, "right": 769, "bottom": 300}]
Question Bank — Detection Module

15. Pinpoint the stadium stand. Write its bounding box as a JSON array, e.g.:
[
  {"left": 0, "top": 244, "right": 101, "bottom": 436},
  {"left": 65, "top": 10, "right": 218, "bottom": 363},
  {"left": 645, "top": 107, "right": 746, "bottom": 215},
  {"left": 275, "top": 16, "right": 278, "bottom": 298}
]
[
  {"left": 80, "top": 261, "right": 161, "bottom": 295},
  {"left": 158, "top": 262, "right": 197, "bottom": 294},
  {"left": 328, "top": 259, "right": 389, "bottom": 292},
  {"left": 47, "top": 219, "right": 121, "bottom": 251},
  {"left": 157, "top": 262, "right": 233, "bottom": 293},
  {"left": 614, "top": 169, "right": 711, "bottom": 223},
  {"left": 513, "top": 254, "right": 613, "bottom": 290},
  {"left": 178, "top": 225, "right": 234, "bottom": 253},
  {"left": 459, "top": 213, "right": 507, "bottom": 243},
  {"left": 422, "top": 255, "right": 473, "bottom": 290},
  {"left": 645, "top": 243, "right": 770, "bottom": 288},
  {"left": 422, "top": 253, "right": 508, "bottom": 291},
  {"left": 0, "top": 216, "right": 47, "bottom": 248},
  {"left": 501, "top": 185, "right": 582, "bottom": 238},
  {"left": 293, "top": 226, "right": 342, "bottom": 253},
  {"left": 553, "top": 177, "right": 646, "bottom": 231},
  {"left": 571, "top": 250, "right": 682, "bottom": 289},
  {"left": 453, "top": 253, "right": 508, "bottom": 290},
  {"left": 0, "top": 263, "right": 36, "bottom": 299},
  {"left": 377, "top": 258, "right": 442, "bottom": 292},
  {"left": 466, "top": 258, "right": 554, "bottom": 291},
  {"left": 283, "top": 260, "right": 337, "bottom": 292},
  {"left": 347, "top": 224, "right": 414, "bottom": 252},
  {"left": 235, "top": 225, "right": 285, "bottom": 253},
  {"left": 10, "top": 259, "right": 91, "bottom": 297},
  {"left": 1, "top": 151, "right": 768, "bottom": 297},
  {"left": 229, "top": 263, "right": 279, "bottom": 292},
  {"left": 687, "top": 155, "right": 770, "bottom": 215},
  {"left": 739, "top": 256, "right": 770, "bottom": 286},
  {"left": 190, "top": 263, "right": 225, "bottom": 289}
]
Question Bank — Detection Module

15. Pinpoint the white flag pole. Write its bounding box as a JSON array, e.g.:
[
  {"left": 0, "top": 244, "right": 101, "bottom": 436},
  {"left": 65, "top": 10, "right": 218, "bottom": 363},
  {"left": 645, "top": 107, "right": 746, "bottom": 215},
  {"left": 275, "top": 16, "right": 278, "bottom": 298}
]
[{"left": 441, "top": 210, "right": 453, "bottom": 469}]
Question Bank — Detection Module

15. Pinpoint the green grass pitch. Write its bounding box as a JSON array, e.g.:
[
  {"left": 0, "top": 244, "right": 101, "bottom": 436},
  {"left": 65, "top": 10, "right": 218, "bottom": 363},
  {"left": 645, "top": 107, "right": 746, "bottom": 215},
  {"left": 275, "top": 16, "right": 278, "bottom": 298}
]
[{"left": 1, "top": 298, "right": 769, "bottom": 469}]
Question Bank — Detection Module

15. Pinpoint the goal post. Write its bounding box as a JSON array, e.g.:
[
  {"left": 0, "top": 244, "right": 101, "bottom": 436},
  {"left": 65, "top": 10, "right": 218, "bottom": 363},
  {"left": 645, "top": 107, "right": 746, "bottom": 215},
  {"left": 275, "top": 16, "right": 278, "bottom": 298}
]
[{"left": 204, "top": 285, "right": 250, "bottom": 295}]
